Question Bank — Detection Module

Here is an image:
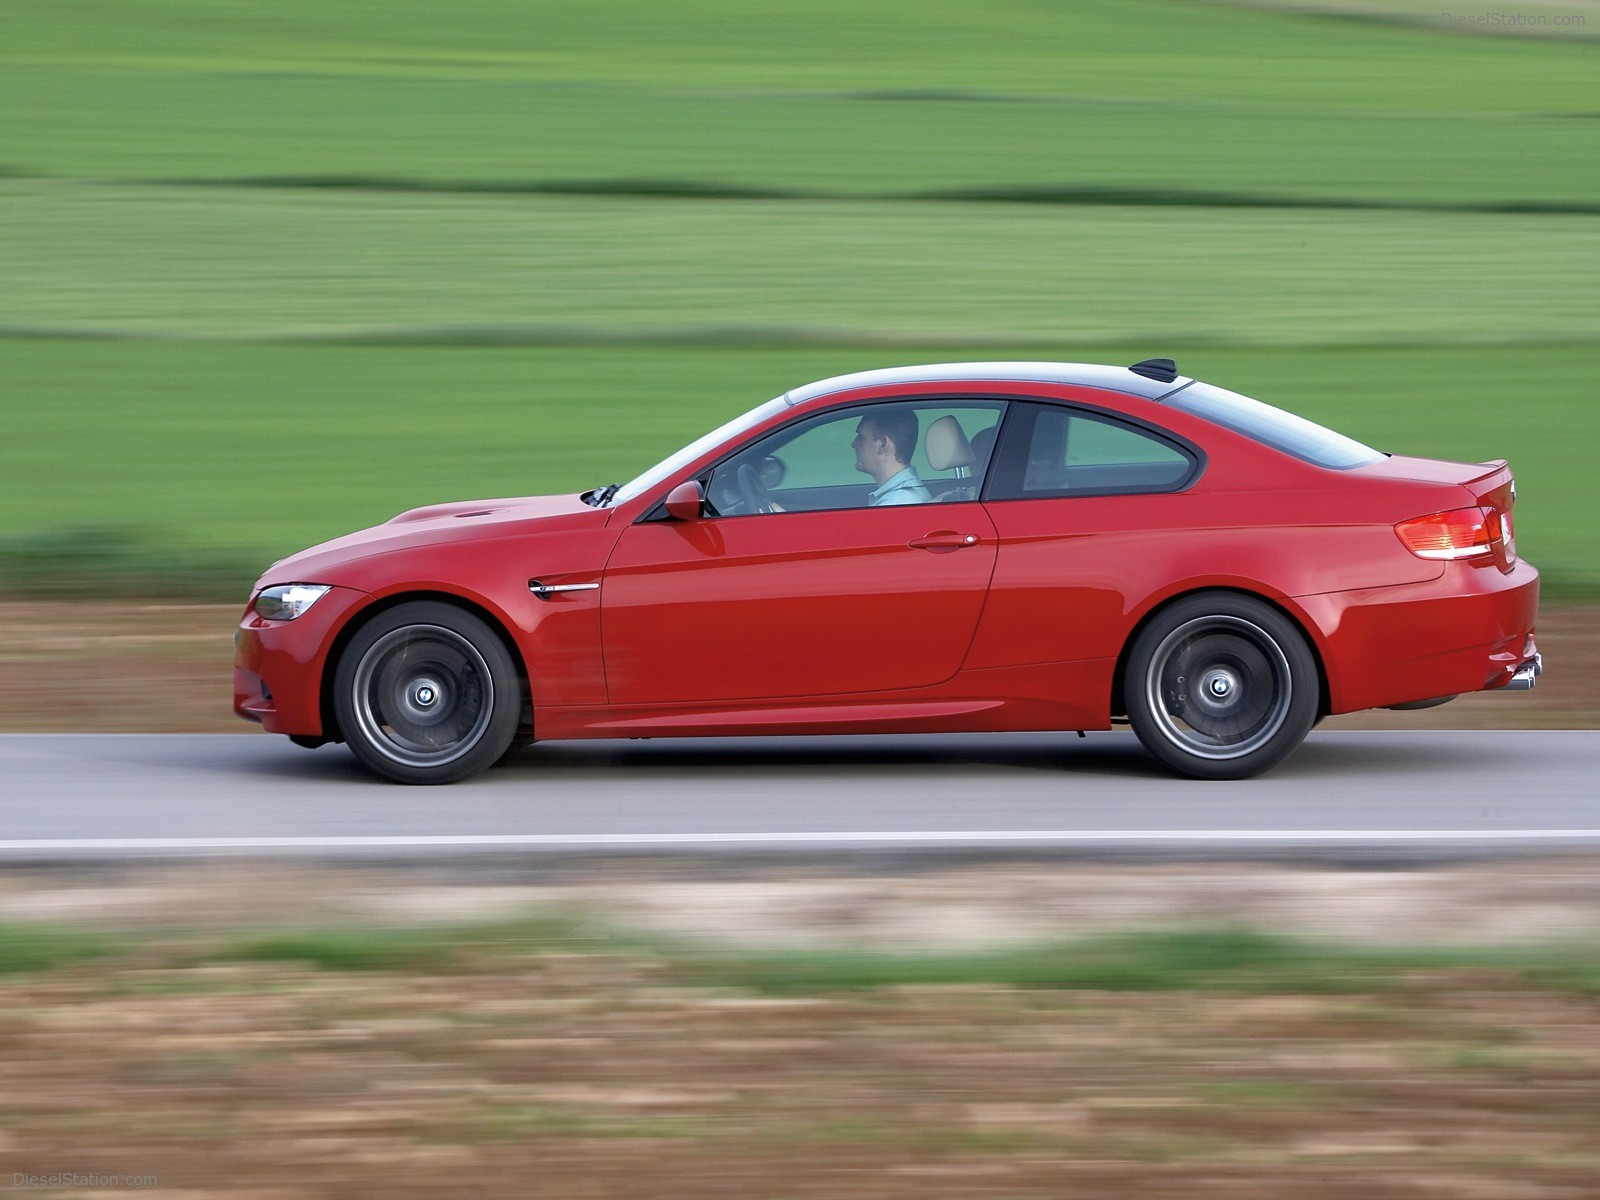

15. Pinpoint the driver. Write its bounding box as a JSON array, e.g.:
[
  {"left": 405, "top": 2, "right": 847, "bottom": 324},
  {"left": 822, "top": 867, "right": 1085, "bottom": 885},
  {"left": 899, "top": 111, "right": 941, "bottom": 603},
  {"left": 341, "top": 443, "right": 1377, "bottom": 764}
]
[{"left": 852, "top": 408, "right": 931, "bottom": 506}]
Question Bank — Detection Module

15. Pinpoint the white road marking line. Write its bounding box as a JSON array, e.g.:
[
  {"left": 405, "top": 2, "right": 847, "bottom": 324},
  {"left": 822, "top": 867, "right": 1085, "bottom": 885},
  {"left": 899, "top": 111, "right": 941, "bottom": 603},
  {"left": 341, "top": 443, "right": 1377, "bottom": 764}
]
[{"left": 1, "top": 829, "right": 1599, "bottom": 852}]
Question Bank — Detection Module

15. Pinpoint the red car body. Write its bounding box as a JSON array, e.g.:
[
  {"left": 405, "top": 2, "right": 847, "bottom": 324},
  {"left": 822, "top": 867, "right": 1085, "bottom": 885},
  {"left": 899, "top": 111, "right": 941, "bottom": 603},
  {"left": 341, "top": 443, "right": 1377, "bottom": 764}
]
[{"left": 235, "top": 362, "right": 1539, "bottom": 782}]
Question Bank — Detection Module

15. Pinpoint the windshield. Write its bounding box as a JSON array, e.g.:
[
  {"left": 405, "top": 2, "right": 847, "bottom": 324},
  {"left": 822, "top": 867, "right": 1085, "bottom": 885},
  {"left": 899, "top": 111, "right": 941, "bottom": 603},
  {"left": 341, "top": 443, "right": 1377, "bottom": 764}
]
[
  {"left": 606, "top": 397, "right": 790, "bottom": 506},
  {"left": 1166, "top": 382, "right": 1383, "bottom": 470}
]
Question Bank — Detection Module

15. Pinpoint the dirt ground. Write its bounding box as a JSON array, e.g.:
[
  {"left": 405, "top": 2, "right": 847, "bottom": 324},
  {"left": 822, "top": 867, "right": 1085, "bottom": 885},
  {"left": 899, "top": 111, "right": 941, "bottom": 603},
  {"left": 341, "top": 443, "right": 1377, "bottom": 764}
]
[
  {"left": 0, "top": 862, "right": 1598, "bottom": 1198},
  {"left": 7, "top": 859, "right": 1600, "bottom": 950},
  {"left": 0, "top": 599, "right": 1594, "bottom": 733}
]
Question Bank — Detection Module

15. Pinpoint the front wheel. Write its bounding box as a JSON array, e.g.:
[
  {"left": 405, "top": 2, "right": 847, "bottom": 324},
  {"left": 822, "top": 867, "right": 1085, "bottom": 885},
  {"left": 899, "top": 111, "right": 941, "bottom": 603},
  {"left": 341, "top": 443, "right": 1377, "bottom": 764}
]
[
  {"left": 333, "top": 601, "right": 522, "bottom": 784},
  {"left": 1124, "top": 594, "right": 1319, "bottom": 780}
]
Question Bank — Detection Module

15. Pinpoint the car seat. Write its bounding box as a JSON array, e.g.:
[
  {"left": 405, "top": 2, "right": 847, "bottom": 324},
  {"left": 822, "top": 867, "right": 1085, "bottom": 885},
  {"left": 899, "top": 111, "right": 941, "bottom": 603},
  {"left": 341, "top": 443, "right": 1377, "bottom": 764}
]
[
  {"left": 970, "top": 424, "right": 997, "bottom": 472},
  {"left": 925, "top": 415, "right": 978, "bottom": 502}
]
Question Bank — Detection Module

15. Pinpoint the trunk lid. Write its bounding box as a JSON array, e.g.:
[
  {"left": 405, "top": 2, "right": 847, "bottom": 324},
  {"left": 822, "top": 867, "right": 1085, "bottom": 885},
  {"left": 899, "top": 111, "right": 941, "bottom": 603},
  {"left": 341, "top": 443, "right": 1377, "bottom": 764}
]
[{"left": 1358, "top": 454, "right": 1509, "bottom": 493}]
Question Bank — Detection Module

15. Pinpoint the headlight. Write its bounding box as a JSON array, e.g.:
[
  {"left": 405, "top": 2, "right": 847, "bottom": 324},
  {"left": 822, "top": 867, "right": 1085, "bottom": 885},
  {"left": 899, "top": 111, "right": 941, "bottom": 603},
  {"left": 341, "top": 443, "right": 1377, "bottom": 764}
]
[{"left": 253, "top": 583, "right": 332, "bottom": 621}]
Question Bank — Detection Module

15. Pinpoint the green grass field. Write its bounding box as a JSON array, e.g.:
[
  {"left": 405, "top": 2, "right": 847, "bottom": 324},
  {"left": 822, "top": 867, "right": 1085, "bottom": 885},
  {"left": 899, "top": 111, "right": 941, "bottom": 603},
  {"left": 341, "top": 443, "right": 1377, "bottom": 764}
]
[
  {"left": 1, "top": 0, "right": 1595, "bottom": 598},
  {"left": 5, "top": 184, "right": 1599, "bottom": 343},
  {"left": 5, "top": 0, "right": 1598, "bottom": 207}
]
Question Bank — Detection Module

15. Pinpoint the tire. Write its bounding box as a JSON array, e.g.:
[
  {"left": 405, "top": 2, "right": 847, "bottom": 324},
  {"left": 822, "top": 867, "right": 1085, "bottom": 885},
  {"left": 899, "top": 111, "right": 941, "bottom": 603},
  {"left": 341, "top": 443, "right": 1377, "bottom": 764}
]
[
  {"left": 332, "top": 601, "right": 522, "bottom": 785},
  {"left": 1123, "top": 593, "right": 1319, "bottom": 780}
]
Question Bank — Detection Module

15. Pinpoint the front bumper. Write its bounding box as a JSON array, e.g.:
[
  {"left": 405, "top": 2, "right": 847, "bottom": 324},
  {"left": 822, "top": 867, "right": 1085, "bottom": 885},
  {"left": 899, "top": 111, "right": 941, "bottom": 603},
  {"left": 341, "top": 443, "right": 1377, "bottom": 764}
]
[{"left": 233, "top": 585, "right": 371, "bottom": 736}]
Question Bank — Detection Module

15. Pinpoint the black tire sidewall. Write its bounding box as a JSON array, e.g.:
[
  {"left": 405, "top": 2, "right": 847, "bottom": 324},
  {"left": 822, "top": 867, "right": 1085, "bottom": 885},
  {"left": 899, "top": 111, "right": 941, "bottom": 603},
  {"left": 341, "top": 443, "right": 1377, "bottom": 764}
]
[
  {"left": 1124, "top": 593, "right": 1319, "bottom": 781},
  {"left": 333, "top": 601, "right": 522, "bottom": 785}
]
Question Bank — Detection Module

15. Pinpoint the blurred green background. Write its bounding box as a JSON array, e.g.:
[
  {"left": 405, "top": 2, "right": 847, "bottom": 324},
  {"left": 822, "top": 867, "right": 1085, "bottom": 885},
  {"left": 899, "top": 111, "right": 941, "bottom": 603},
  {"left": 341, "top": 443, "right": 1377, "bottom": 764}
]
[{"left": 2, "top": 0, "right": 1596, "bottom": 596}]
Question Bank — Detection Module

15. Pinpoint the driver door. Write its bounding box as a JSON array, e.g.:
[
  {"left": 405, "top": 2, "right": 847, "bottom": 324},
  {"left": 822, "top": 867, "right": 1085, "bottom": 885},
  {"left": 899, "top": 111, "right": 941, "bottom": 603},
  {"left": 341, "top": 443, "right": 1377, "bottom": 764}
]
[{"left": 600, "top": 400, "right": 1004, "bottom": 706}]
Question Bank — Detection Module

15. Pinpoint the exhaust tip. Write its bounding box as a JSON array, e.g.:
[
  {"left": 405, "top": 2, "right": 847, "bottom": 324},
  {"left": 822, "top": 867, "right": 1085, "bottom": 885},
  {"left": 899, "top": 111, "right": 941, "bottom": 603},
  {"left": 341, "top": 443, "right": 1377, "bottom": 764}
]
[{"left": 1504, "top": 652, "right": 1542, "bottom": 691}]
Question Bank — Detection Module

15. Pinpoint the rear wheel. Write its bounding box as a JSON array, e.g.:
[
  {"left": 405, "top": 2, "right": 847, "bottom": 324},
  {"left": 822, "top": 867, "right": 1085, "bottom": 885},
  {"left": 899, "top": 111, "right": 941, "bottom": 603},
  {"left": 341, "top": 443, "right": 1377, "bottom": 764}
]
[
  {"left": 333, "top": 601, "right": 522, "bottom": 784},
  {"left": 1124, "top": 593, "right": 1318, "bottom": 780}
]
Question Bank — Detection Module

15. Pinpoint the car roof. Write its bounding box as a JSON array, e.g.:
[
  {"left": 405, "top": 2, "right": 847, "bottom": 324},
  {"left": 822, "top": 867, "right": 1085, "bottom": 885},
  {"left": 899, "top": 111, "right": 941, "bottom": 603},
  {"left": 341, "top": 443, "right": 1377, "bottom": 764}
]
[{"left": 783, "top": 361, "right": 1194, "bottom": 406}]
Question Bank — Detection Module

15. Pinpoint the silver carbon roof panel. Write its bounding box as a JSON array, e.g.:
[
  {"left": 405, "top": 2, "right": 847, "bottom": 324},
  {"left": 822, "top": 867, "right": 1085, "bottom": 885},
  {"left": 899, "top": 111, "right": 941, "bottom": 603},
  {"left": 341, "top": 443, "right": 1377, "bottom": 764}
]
[{"left": 784, "top": 362, "right": 1194, "bottom": 405}]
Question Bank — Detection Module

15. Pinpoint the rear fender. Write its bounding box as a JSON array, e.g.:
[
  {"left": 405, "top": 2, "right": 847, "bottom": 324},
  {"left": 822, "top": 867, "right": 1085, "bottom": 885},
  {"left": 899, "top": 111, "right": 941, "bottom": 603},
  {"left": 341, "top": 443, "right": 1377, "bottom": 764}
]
[{"left": 1112, "top": 582, "right": 1334, "bottom": 719}]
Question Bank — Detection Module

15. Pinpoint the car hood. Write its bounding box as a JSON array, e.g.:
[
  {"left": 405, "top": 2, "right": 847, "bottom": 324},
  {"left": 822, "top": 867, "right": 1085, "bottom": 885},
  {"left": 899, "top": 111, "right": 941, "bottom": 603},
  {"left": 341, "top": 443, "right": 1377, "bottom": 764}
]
[{"left": 257, "top": 493, "right": 604, "bottom": 587}]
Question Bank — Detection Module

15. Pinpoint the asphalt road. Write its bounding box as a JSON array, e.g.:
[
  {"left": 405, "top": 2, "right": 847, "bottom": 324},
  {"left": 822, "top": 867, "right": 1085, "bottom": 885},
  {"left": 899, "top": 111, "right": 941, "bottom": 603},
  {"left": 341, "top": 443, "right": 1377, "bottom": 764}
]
[{"left": 0, "top": 730, "right": 1596, "bottom": 860}]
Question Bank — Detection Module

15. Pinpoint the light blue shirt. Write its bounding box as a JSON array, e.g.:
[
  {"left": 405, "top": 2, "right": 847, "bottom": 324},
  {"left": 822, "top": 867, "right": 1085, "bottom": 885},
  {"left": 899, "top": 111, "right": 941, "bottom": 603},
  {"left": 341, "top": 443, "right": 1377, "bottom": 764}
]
[{"left": 869, "top": 467, "right": 932, "bottom": 506}]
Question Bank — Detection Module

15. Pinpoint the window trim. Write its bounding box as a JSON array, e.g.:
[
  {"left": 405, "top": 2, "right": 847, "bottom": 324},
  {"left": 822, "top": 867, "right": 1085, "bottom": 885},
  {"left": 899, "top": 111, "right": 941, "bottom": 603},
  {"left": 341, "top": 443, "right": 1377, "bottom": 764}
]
[{"left": 981, "top": 400, "right": 1206, "bottom": 503}]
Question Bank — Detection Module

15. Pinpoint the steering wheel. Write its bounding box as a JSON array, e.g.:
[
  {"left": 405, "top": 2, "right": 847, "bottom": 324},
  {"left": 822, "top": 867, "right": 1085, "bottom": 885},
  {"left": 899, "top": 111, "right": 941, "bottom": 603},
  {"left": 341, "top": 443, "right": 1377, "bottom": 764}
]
[{"left": 736, "top": 463, "right": 778, "bottom": 514}]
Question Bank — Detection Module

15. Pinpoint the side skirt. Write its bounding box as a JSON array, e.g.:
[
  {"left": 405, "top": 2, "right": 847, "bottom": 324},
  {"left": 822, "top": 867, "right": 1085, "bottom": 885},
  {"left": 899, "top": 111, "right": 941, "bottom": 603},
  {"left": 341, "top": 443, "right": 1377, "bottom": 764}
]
[{"left": 534, "top": 659, "right": 1117, "bottom": 740}]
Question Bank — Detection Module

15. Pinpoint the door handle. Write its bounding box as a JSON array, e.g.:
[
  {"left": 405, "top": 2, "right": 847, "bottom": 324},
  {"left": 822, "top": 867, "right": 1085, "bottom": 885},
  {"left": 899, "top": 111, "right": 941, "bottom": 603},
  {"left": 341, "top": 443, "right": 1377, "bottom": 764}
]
[{"left": 908, "top": 531, "right": 981, "bottom": 552}]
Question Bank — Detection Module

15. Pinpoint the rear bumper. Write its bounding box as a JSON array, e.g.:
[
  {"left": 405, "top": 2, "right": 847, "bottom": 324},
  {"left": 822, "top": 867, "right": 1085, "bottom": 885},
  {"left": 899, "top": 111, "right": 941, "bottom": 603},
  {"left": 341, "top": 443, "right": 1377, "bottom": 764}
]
[
  {"left": 1298, "top": 557, "right": 1540, "bottom": 714},
  {"left": 233, "top": 585, "right": 370, "bottom": 736}
]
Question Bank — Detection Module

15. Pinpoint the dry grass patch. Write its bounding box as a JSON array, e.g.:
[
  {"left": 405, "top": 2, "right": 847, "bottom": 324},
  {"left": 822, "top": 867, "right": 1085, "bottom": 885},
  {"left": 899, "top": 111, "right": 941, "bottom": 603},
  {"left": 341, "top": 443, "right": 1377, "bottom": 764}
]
[
  {"left": 0, "top": 866, "right": 1597, "bottom": 1195},
  {"left": 1, "top": 944, "right": 1598, "bottom": 1196}
]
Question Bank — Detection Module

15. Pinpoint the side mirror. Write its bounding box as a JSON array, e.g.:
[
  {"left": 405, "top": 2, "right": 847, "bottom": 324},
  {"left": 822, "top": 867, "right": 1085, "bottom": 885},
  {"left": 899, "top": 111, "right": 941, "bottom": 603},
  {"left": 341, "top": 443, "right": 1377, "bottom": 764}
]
[{"left": 664, "top": 479, "right": 704, "bottom": 522}]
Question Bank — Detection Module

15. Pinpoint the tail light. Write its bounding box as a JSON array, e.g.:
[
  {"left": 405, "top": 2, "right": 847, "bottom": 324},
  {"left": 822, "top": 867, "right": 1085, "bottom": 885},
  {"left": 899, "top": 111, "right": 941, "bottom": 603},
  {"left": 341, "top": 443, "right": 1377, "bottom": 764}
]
[{"left": 1395, "top": 507, "right": 1500, "bottom": 560}]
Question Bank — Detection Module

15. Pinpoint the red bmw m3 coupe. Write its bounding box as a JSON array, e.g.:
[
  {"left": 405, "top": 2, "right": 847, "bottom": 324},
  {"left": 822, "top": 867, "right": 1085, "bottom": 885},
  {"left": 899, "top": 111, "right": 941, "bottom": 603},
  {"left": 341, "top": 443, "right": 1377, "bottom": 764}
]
[{"left": 234, "top": 360, "right": 1540, "bottom": 783}]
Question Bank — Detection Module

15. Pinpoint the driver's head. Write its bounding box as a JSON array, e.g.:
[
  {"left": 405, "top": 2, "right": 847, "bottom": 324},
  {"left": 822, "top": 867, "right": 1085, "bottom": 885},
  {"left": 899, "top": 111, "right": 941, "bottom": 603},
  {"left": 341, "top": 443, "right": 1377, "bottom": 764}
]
[{"left": 852, "top": 407, "right": 918, "bottom": 478}]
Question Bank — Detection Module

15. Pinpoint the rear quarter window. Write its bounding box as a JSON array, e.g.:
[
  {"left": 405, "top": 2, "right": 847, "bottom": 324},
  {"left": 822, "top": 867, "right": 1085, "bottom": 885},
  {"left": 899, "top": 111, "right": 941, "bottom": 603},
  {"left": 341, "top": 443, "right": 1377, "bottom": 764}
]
[{"left": 1166, "top": 382, "right": 1383, "bottom": 470}]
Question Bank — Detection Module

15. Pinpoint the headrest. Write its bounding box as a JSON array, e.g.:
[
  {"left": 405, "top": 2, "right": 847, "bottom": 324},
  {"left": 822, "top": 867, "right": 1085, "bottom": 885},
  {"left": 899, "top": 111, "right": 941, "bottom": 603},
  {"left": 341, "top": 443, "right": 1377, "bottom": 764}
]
[{"left": 925, "top": 415, "right": 976, "bottom": 472}]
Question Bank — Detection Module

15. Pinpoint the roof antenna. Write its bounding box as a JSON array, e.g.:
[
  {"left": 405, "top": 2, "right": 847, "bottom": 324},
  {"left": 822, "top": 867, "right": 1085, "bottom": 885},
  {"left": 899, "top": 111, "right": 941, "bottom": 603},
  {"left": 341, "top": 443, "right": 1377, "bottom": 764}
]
[{"left": 1129, "top": 358, "right": 1178, "bottom": 383}]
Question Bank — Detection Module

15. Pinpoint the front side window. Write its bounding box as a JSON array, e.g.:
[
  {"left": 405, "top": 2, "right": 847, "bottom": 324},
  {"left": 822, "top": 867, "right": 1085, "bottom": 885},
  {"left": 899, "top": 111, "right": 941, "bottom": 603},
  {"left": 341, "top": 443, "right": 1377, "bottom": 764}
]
[
  {"left": 705, "top": 400, "right": 1006, "bottom": 516},
  {"left": 609, "top": 397, "right": 790, "bottom": 507},
  {"left": 987, "top": 403, "right": 1199, "bottom": 500}
]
